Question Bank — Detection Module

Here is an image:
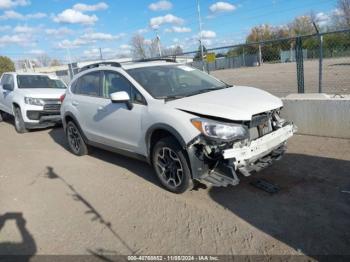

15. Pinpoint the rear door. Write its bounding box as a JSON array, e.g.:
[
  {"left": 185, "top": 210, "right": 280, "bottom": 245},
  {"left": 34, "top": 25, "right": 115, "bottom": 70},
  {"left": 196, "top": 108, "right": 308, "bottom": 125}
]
[
  {"left": 0, "top": 74, "right": 15, "bottom": 114},
  {"left": 69, "top": 70, "right": 104, "bottom": 140}
]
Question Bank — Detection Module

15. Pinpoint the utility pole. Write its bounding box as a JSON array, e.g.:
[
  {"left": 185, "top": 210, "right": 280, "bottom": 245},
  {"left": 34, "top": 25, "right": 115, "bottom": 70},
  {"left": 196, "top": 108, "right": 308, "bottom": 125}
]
[
  {"left": 196, "top": 0, "right": 205, "bottom": 71},
  {"left": 155, "top": 30, "right": 162, "bottom": 57},
  {"left": 99, "top": 47, "right": 103, "bottom": 60}
]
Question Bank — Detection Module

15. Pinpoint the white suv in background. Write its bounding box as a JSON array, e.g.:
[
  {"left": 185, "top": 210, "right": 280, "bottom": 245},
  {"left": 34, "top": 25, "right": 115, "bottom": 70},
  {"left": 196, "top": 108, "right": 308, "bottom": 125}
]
[
  {"left": 61, "top": 60, "right": 295, "bottom": 193},
  {"left": 0, "top": 72, "right": 67, "bottom": 133}
]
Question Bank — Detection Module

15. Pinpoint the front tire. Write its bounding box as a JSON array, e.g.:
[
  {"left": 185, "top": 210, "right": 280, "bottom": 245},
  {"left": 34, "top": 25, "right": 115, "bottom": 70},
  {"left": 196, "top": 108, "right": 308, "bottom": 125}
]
[
  {"left": 14, "top": 107, "right": 28, "bottom": 133},
  {"left": 152, "top": 137, "right": 193, "bottom": 194},
  {"left": 66, "top": 121, "right": 88, "bottom": 156}
]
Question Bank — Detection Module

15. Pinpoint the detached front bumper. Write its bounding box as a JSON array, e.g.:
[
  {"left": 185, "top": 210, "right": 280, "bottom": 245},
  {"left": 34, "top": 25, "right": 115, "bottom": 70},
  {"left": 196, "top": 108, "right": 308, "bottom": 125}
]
[{"left": 190, "top": 124, "right": 295, "bottom": 187}]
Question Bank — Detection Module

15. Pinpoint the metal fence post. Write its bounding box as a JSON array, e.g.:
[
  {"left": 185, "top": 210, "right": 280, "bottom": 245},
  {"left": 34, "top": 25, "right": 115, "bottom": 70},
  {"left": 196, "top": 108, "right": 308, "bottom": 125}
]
[
  {"left": 295, "top": 37, "right": 305, "bottom": 93},
  {"left": 258, "top": 44, "right": 262, "bottom": 66},
  {"left": 319, "top": 35, "right": 323, "bottom": 93}
]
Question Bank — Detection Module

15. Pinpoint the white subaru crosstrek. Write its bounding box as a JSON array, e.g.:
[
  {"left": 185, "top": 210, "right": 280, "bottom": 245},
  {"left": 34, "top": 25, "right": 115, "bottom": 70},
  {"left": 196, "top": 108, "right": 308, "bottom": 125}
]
[
  {"left": 61, "top": 60, "right": 296, "bottom": 193},
  {"left": 0, "top": 72, "right": 66, "bottom": 133}
]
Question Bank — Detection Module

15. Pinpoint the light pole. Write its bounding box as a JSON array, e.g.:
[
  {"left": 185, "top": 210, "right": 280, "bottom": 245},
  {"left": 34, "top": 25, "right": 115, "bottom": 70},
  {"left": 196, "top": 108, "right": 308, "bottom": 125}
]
[{"left": 196, "top": 0, "right": 205, "bottom": 71}]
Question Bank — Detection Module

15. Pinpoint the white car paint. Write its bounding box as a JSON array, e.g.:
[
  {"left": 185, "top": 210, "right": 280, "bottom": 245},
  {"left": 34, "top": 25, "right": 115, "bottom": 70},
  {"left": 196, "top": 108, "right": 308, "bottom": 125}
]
[
  {"left": 0, "top": 72, "right": 66, "bottom": 128},
  {"left": 61, "top": 61, "right": 295, "bottom": 188},
  {"left": 167, "top": 86, "right": 283, "bottom": 121}
]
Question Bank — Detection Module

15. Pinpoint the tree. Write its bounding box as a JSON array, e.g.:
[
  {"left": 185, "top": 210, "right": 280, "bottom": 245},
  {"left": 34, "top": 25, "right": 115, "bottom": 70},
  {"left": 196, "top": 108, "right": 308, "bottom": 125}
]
[
  {"left": 333, "top": 0, "right": 350, "bottom": 28},
  {"left": 288, "top": 16, "right": 315, "bottom": 36},
  {"left": 130, "top": 34, "right": 147, "bottom": 59},
  {"left": 50, "top": 59, "right": 61, "bottom": 66},
  {"left": 0, "top": 56, "right": 15, "bottom": 76},
  {"left": 194, "top": 45, "right": 207, "bottom": 61},
  {"left": 36, "top": 54, "right": 51, "bottom": 67}
]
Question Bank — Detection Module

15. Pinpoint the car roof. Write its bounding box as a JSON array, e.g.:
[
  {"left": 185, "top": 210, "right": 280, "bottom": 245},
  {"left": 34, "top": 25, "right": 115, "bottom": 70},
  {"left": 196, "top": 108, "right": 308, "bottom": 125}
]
[{"left": 121, "top": 61, "right": 179, "bottom": 70}]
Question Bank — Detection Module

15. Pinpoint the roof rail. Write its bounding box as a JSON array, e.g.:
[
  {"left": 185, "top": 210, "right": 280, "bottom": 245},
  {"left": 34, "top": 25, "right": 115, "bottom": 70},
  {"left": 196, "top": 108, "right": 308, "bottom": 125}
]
[
  {"left": 78, "top": 61, "right": 121, "bottom": 73},
  {"left": 134, "top": 58, "right": 177, "bottom": 63}
]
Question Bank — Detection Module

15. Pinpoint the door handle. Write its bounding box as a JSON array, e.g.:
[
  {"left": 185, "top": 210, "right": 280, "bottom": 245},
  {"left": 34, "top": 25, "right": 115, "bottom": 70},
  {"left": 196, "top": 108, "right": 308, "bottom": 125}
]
[
  {"left": 72, "top": 101, "right": 79, "bottom": 106},
  {"left": 97, "top": 106, "right": 106, "bottom": 112}
]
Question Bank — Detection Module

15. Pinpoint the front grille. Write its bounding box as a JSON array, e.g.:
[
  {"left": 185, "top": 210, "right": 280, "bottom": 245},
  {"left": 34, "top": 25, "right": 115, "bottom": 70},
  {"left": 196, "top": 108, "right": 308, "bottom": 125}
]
[
  {"left": 42, "top": 99, "right": 61, "bottom": 111},
  {"left": 44, "top": 104, "right": 61, "bottom": 111}
]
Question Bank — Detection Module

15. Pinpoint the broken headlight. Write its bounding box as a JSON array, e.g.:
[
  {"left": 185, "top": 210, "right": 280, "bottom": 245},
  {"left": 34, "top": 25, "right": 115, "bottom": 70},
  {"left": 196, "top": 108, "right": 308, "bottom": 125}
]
[{"left": 191, "top": 118, "right": 248, "bottom": 141}]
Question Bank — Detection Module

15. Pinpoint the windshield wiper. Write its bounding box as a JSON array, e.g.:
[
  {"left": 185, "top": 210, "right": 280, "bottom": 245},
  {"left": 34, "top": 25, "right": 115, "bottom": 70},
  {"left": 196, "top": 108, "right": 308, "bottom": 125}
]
[
  {"left": 186, "top": 87, "right": 227, "bottom": 97},
  {"left": 157, "top": 95, "right": 185, "bottom": 101}
]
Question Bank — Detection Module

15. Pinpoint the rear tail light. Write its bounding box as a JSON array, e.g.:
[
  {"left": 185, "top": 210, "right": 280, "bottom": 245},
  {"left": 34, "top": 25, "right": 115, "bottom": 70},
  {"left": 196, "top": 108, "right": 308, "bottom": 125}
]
[{"left": 59, "top": 94, "right": 66, "bottom": 103}]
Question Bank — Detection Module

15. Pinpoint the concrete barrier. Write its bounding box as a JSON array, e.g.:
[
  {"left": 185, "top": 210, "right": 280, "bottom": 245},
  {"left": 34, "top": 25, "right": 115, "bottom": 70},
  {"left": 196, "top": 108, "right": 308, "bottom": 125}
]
[{"left": 281, "top": 94, "right": 350, "bottom": 139}]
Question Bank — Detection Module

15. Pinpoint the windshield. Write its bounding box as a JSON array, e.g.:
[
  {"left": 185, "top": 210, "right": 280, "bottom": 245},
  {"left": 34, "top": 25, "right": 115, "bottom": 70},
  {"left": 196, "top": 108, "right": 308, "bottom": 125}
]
[
  {"left": 17, "top": 75, "right": 66, "bottom": 89},
  {"left": 127, "top": 65, "right": 228, "bottom": 100},
  {"left": 50, "top": 79, "right": 67, "bottom": 89}
]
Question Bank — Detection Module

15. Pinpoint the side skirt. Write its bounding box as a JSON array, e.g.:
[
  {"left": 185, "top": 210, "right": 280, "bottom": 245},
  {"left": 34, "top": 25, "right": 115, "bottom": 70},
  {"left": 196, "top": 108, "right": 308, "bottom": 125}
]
[{"left": 87, "top": 140, "right": 149, "bottom": 163}]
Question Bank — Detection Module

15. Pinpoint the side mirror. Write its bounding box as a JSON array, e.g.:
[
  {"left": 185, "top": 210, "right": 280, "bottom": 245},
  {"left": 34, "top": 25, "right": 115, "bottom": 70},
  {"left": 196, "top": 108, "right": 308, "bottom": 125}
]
[{"left": 110, "top": 91, "right": 133, "bottom": 110}]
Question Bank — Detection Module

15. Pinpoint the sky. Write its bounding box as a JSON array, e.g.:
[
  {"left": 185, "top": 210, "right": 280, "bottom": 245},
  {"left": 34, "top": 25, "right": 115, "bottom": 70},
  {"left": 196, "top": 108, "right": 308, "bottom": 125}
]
[{"left": 0, "top": 0, "right": 338, "bottom": 63}]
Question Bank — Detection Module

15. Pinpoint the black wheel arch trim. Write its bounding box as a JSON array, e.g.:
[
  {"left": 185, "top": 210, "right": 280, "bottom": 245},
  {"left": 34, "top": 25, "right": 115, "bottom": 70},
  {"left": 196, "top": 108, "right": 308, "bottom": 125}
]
[{"left": 63, "top": 112, "right": 89, "bottom": 143}]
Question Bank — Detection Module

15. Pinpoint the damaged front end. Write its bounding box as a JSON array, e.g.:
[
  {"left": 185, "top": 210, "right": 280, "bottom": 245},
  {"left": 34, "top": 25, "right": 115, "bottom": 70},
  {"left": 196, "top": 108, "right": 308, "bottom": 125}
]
[{"left": 186, "top": 110, "right": 296, "bottom": 187}]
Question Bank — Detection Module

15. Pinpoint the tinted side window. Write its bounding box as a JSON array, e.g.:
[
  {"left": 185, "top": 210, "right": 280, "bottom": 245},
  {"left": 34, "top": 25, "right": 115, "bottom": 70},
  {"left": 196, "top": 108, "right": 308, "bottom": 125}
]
[
  {"left": 103, "top": 71, "right": 132, "bottom": 98},
  {"left": 75, "top": 72, "right": 101, "bottom": 96},
  {"left": 1, "top": 75, "right": 14, "bottom": 91}
]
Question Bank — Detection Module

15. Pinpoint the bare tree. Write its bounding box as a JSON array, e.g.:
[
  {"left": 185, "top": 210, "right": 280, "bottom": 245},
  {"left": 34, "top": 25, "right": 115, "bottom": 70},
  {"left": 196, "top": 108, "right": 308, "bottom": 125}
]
[
  {"left": 50, "top": 59, "right": 61, "bottom": 66},
  {"left": 148, "top": 39, "right": 160, "bottom": 58},
  {"left": 288, "top": 15, "right": 315, "bottom": 36},
  {"left": 333, "top": 0, "right": 350, "bottom": 28},
  {"left": 130, "top": 34, "right": 147, "bottom": 59},
  {"left": 36, "top": 54, "right": 51, "bottom": 67}
]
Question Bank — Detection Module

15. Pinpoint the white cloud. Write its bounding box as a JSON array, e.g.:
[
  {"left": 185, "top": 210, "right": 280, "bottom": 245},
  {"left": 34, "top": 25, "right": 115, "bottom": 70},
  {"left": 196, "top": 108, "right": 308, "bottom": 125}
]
[
  {"left": 73, "top": 2, "right": 108, "bottom": 12},
  {"left": 0, "top": 33, "right": 34, "bottom": 47},
  {"left": 315, "top": 12, "right": 331, "bottom": 26},
  {"left": 143, "top": 39, "right": 152, "bottom": 45},
  {"left": 137, "top": 28, "right": 148, "bottom": 34},
  {"left": 165, "top": 26, "right": 191, "bottom": 33},
  {"left": 149, "top": 0, "right": 172, "bottom": 11},
  {"left": 0, "top": 10, "right": 46, "bottom": 20},
  {"left": 53, "top": 9, "right": 98, "bottom": 25},
  {"left": 200, "top": 30, "right": 216, "bottom": 39},
  {"left": 209, "top": 2, "right": 236, "bottom": 13},
  {"left": 45, "top": 27, "right": 73, "bottom": 37},
  {"left": 14, "top": 25, "right": 37, "bottom": 33},
  {"left": 57, "top": 32, "right": 124, "bottom": 49},
  {"left": 120, "top": 44, "right": 131, "bottom": 50},
  {"left": 150, "top": 14, "right": 184, "bottom": 29},
  {"left": 80, "top": 32, "right": 124, "bottom": 41},
  {"left": 0, "top": 0, "right": 30, "bottom": 9},
  {"left": 29, "top": 49, "right": 46, "bottom": 55}
]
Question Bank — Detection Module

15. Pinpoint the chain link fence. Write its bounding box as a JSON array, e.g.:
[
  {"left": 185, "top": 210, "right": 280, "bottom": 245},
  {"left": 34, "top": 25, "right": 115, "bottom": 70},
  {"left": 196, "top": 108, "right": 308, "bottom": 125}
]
[{"left": 165, "top": 29, "right": 350, "bottom": 97}]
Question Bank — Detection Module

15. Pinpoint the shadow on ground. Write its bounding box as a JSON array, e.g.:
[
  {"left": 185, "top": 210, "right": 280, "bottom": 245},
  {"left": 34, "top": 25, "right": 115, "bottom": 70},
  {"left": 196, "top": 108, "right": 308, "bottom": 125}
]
[
  {"left": 48, "top": 128, "right": 161, "bottom": 190},
  {"left": 0, "top": 213, "right": 37, "bottom": 261},
  {"left": 44, "top": 167, "right": 137, "bottom": 256},
  {"left": 209, "top": 153, "right": 350, "bottom": 257}
]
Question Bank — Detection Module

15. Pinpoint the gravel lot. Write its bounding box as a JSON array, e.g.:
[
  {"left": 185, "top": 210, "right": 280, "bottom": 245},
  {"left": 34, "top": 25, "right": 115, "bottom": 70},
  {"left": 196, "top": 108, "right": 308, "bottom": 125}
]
[
  {"left": 211, "top": 58, "right": 350, "bottom": 97},
  {"left": 0, "top": 119, "right": 350, "bottom": 259}
]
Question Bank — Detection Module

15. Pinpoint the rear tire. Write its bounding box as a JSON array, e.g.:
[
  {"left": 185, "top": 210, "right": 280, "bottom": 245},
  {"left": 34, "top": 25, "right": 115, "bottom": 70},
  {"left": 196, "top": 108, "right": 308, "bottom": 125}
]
[
  {"left": 14, "top": 107, "right": 28, "bottom": 133},
  {"left": 152, "top": 137, "right": 193, "bottom": 194},
  {"left": 66, "top": 121, "right": 88, "bottom": 156}
]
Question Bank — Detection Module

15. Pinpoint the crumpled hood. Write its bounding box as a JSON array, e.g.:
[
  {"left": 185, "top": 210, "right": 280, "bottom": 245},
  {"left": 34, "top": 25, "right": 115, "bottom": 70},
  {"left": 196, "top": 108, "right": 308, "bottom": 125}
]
[
  {"left": 167, "top": 86, "right": 283, "bottom": 121},
  {"left": 17, "top": 88, "right": 66, "bottom": 99}
]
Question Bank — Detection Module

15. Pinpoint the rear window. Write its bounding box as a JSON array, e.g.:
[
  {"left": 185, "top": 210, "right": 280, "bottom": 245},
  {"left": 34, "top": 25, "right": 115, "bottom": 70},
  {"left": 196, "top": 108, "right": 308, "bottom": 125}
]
[{"left": 17, "top": 75, "right": 64, "bottom": 89}]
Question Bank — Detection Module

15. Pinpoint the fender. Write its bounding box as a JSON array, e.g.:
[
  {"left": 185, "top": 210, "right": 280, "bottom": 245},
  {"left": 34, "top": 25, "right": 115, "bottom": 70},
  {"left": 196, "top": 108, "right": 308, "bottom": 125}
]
[
  {"left": 145, "top": 123, "right": 187, "bottom": 159},
  {"left": 63, "top": 112, "right": 89, "bottom": 143}
]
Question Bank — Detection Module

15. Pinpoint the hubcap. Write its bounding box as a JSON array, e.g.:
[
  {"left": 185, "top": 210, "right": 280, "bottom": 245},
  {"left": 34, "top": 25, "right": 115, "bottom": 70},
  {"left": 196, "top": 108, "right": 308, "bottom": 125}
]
[
  {"left": 67, "top": 124, "right": 81, "bottom": 153},
  {"left": 155, "top": 147, "right": 183, "bottom": 187}
]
